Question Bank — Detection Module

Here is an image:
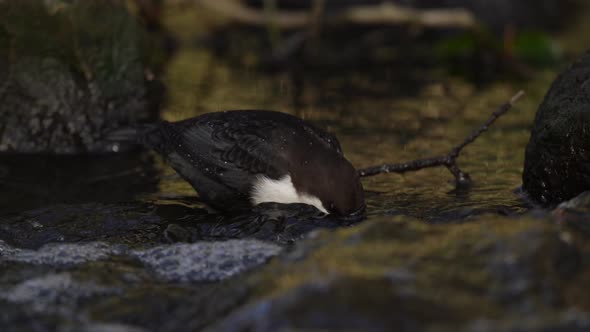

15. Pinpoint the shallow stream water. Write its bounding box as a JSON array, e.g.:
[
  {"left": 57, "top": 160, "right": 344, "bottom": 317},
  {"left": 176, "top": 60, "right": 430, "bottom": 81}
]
[{"left": 0, "top": 45, "right": 547, "bottom": 220}]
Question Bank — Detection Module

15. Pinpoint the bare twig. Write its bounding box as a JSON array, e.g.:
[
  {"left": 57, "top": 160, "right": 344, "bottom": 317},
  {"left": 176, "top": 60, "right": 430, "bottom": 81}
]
[
  {"left": 358, "top": 91, "right": 525, "bottom": 187},
  {"left": 196, "top": 0, "right": 478, "bottom": 29}
]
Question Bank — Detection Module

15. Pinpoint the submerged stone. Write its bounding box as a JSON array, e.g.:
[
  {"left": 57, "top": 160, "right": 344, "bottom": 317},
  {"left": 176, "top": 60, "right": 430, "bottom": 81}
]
[
  {"left": 523, "top": 50, "right": 590, "bottom": 207},
  {"left": 1, "top": 241, "right": 126, "bottom": 266},
  {"left": 0, "top": 237, "right": 281, "bottom": 282},
  {"left": 132, "top": 240, "right": 282, "bottom": 282},
  {"left": 0, "top": 203, "right": 166, "bottom": 249},
  {"left": 0, "top": 273, "right": 116, "bottom": 312}
]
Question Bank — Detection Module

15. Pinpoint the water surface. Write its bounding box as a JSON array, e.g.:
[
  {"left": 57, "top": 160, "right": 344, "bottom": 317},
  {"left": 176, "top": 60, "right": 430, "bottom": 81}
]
[{"left": 0, "top": 45, "right": 554, "bottom": 221}]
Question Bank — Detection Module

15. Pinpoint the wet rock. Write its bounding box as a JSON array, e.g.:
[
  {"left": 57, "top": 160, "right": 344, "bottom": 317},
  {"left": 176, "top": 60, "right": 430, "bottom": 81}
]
[
  {"left": 551, "top": 191, "right": 590, "bottom": 238},
  {"left": 0, "top": 237, "right": 278, "bottom": 330},
  {"left": 0, "top": 0, "right": 161, "bottom": 154},
  {"left": 0, "top": 236, "right": 281, "bottom": 282},
  {"left": 88, "top": 279, "right": 250, "bottom": 332},
  {"left": 466, "top": 310, "right": 590, "bottom": 332},
  {"left": 212, "top": 216, "right": 590, "bottom": 332},
  {"left": 0, "top": 273, "right": 117, "bottom": 312},
  {"left": 1, "top": 202, "right": 589, "bottom": 331},
  {"left": 522, "top": 50, "right": 590, "bottom": 207},
  {"left": 208, "top": 276, "right": 458, "bottom": 332},
  {"left": 132, "top": 240, "right": 282, "bottom": 282},
  {"left": 0, "top": 302, "right": 62, "bottom": 332},
  {"left": 165, "top": 202, "right": 361, "bottom": 245},
  {"left": 555, "top": 191, "right": 590, "bottom": 212},
  {"left": 0, "top": 271, "right": 147, "bottom": 332},
  {"left": 0, "top": 254, "right": 251, "bottom": 331},
  {"left": 483, "top": 227, "right": 566, "bottom": 308},
  {"left": 1, "top": 241, "right": 126, "bottom": 266},
  {"left": 0, "top": 240, "right": 21, "bottom": 257},
  {"left": 71, "top": 323, "right": 149, "bottom": 332},
  {"left": 0, "top": 201, "right": 360, "bottom": 250},
  {"left": 0, "top": 203, "right": 166, "bottom": 249}
]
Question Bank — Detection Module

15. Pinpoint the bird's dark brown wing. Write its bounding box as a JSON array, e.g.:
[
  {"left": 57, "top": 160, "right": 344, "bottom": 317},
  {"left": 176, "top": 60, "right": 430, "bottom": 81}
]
[
  {"left": 142, "top": 110, "right": 344, "bottom": 208},
  {"left": 145, "top": 112, "right": 286, "bottom": 196}
]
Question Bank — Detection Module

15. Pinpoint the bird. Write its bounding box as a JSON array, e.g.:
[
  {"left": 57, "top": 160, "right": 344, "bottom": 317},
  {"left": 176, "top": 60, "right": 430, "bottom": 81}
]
[{"left": 127, "top": 110, "right": 365, "bottom": 216}]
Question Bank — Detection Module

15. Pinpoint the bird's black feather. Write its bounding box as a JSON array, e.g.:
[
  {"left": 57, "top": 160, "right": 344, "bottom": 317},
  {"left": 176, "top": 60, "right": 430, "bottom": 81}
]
[{"left": 142, "top": 110, "right": 344, "bottom": 210}]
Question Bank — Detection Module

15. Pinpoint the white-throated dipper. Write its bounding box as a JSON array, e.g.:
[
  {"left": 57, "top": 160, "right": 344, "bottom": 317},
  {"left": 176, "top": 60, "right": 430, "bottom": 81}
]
[{"left": 138, "top": 110, "right": 365, "bottom": 216}]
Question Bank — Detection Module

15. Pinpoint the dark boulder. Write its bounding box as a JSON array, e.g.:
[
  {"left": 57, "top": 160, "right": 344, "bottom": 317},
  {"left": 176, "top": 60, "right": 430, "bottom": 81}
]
[
  {"left": 523, "top": 50, "right": 590, "bottom": 206},
  {"left": 0, "top": 1, "right": 162, "bottom": 154}
]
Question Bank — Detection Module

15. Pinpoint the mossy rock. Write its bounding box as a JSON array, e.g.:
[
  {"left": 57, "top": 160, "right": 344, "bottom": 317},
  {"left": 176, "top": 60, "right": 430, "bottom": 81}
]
[
  {"left": 208, "top": 216, "right": 589, "bottom": 331},
  {"left": 0, "top": 0, "right": 161, "bottom": 154}
]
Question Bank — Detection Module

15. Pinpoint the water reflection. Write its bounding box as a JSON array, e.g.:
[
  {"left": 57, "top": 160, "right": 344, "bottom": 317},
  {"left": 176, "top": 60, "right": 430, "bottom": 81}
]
[{"left": 0, "top": 153, "right": 159, "bottom": 214}]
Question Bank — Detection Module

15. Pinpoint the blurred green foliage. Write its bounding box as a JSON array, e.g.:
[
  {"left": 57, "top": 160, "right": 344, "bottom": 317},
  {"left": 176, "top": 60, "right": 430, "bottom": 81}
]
[
  {"left": 514, "top": 30, "right": 561, "bottom": 66},
  {"left": 435, "top": 29, "right": 561, "bottom": 68},
  {"left": 435, "top": 32, "right": 483, "bottom": 59}
]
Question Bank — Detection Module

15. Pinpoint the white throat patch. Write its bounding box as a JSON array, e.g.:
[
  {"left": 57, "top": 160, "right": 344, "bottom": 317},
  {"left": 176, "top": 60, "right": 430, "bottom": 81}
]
[{"left": 250, "top": 175, "right": 328, "bottom": 214}]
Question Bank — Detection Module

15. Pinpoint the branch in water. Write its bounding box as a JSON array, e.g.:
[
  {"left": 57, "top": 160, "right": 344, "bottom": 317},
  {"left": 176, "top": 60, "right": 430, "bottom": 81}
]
[{"left": 358, "top": 90, "right": 525, "bottom": 187}]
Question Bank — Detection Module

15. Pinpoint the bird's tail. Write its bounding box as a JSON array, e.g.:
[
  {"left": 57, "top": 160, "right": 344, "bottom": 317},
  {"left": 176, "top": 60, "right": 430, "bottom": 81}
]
[
  {"left": 105, "top": 122, "right": 178, "bottom": 156},
  {"left": 103, "top": 124, "right": 162, "bottom": 152},
  {"left": 104, "top": 124, "right": 157, "bottom": 142}
]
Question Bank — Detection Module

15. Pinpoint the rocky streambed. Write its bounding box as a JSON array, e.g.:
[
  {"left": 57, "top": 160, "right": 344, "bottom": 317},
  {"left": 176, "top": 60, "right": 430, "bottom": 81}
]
[{"left": 1, "top": 200, "right": 590, "bottom": 332}]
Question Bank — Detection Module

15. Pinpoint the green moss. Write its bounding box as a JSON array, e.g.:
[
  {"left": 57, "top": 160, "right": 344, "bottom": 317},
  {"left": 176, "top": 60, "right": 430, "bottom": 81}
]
[
  {"left": 514, "top": 30, "right": 561, "bottom": 66},
  {"left": 0, "top": 0, "right": 158, "bottom": 98},
  {"left": 248, "top": 215, "right": 590, "bottom": 327}
]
